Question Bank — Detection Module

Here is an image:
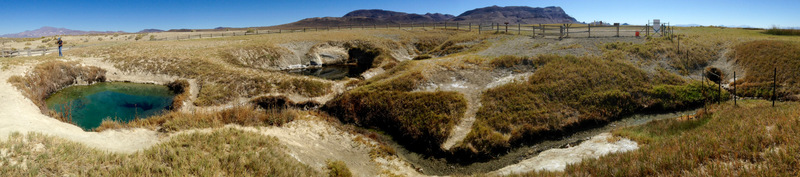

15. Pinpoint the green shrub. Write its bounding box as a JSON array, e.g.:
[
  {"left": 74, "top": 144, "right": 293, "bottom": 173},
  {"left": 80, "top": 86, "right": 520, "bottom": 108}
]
[{"left": 764, "top": 27, "right": 800, "bottom": 36}]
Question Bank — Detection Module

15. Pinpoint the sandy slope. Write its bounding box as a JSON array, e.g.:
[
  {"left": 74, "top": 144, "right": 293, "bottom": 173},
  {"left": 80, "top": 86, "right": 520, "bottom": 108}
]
[{"left": 490, "top": 133, "right": 638, "bottom": 175}]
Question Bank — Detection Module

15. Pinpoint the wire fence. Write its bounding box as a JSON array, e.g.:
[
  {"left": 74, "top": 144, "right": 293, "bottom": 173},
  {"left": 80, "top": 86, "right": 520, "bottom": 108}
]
[
  {"left": 2, "top": 22, "right": 676, "bottom": 57},
  {"left": 146, "top": 22, "right": 675, "bottom": 41},
  {"left": 1, "top": 46, "right": 72, "bottom": 57},
  {"left": 708, "top": 68, "right": 798, "bottom": 107}
]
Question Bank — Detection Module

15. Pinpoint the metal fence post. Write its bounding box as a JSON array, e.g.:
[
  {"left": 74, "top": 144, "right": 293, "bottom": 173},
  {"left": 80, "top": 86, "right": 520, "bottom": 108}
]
[
  {"left": 478, "top": 23, "right": 481, "bottom": 34},
  {"left": 468, "top": 23, "right": 471, "bottom": 31},
  {"left": 588, "top": 24, "right": 591, "bottom": 38},
  {"left": 733, "top": 71, "right": 736, "bottom": 106},
  {"left": 444, "top": 22, "right": 447, "bottom": 29},
  {"left": 456, "top": 23, "right": 459, "bottom": 30},
  {"left": 518, "top": 24, "right": 521, "bottom": 35}
]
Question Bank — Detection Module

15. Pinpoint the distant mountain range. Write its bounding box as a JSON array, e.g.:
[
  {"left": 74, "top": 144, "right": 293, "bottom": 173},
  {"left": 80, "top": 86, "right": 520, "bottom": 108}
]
[
  {"left": 3, "top": 6, "right": 581, "bottom": 37},
  {"left": 138, "top": 29, "right": 165, "bottom": 33},
  {"left": 0, "top": 26, "right": 126, "bottom": 38},
  {"left": 273, "top": 6, "right": 578, "bottom": 28}
]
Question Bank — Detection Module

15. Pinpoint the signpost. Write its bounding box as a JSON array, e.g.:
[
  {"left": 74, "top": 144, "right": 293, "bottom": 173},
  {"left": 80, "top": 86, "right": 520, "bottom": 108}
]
[{"left": 653, "top": 19, "right": 661, "bottom": 33}]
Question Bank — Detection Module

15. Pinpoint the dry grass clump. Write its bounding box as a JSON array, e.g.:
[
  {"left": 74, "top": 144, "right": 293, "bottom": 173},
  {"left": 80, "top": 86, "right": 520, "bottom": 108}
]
[
  {"left": 602, "top": 35, "right": 721, "bottom": 74},
  {"left": 325, "top": 62, "right": 467, "bottom": 153},
  {"left": 7, "top": 61, "right": 106, "bottom": 121},
  {"left": 251, "top": 95, "right": 320, "bottom": 110},
  {"left": 326, "top": 160, "right": 353, "bottom": 177},
  {"left": 0, "top": 129, "right": 319, "bottom": 176},
  {"left": 520, "top": 100, "right": 800, "bottom": 176},
  {"left": 422, "top": 32, "right": 496, "bottom": 57},
  {"left": 95, "top": 104, "right": 297, "bottom": 132},
  {"left": 325, "top": 90, "right": 467, "bottom": 154},
  {"left": 489, "top": 55, "right": 553, "bottom": 68},
  {"left": 731, "top": 40, "right": 800, "bottom": 98},
  {"left": 220, "top": 43, "right": 287, "bottom": 69},
  {"left": 452, "top": 54, "right": 728, "bottom": 158}
]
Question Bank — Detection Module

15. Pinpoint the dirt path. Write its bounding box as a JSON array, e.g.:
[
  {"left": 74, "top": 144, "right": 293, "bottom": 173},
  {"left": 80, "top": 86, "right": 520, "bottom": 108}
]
[
  {"left": 430, "top": 70, "right": 533, "bottom": 150},
  {"left": 0, "top": 64, "right": 161, "bottom": 153}
]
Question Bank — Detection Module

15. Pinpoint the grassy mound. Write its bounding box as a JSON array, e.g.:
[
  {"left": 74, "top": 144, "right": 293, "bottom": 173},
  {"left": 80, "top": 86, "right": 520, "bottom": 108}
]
[
  {"left": 325, "top": 62, "right": 468, "bottom": 153},
  {"left": 0, "top": 128, "right": 319, "bottom": 176},
  {"left": 731, "top": 40, "right": 800, "bottom": 99},
  {"left": 452, "top": 54, "right": 729, "bottom": 158}
]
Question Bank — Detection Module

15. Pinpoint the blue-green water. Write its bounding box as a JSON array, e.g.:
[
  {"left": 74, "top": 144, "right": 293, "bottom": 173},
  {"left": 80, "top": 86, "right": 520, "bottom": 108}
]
[{"left": 45, "top": 82, "right": 176, "bottom": 130}]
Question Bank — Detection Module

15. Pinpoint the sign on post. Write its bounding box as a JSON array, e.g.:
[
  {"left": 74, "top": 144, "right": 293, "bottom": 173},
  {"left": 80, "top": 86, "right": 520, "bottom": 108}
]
[{"left": 653, "top": 19, "right": 661, "bottom": 32}]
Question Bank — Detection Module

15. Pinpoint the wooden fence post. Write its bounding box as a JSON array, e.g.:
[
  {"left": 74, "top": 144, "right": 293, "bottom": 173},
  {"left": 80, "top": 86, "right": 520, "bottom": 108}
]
[
  {"left": 541, "top": 24, "right": 544, "bottom": 36},
  {"left": 733, "top": 71, "right": 736, "bottom": 106},
  {"left": 773, "top": 68, "right": 777, "bottom": 107},
  {"left": 468, "top": 23, "right": 471, "bottom": 32},
  {"left": 456, "top": 23, "right": 459, "bottom": 30},
  {"left": 478, "top": 23, "right": 481, "bottom": 34},
  {"left": 718, "top": 76, "right": 722, "bottom": 104},
  {"left": 444, "top": 22, "right": 447, "bottom": 29},
  {"left": 588, "top": 24, "right": 591, "bottom": 38},
  {"left": 518, "top": 24, "right": 521, "bottom": 35},
  {"left": 616, "top": 25, "right": 620, "bottom": 37},
  {"left": 532, "top": 25, "right": 535, "bottom": 37}
]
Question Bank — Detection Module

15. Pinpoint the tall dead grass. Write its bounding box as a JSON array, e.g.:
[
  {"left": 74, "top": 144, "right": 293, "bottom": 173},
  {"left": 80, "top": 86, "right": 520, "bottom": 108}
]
[
  {"left": 521, "top": 100, "right": 800, "bottom": 176},
  {"left": 731, "top": 40, "right": 800, "bottom": 99},
  {"left": 0, "top": 129, "right": 319, "bottom": 176},
  {"left": 7, "top": 61, "right": 106, "bottom": 122},
  {"left": 95, "top": 104, "right": 297, "bottom": 132}
]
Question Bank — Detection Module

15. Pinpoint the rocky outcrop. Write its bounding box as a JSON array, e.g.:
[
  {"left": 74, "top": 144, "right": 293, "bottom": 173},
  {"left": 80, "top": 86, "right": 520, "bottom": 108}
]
[{"left": 451, "top": 6, "right": 578, "bottom": 24}]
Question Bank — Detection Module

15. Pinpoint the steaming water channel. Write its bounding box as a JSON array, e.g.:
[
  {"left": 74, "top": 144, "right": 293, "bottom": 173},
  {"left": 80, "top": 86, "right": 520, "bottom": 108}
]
[{"left": 45, "top": 82, "right": 176, "bottom": 130}]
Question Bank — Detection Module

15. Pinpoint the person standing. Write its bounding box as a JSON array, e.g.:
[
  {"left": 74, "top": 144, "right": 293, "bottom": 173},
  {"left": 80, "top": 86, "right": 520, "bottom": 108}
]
[{"left": 56, "top": 37, "right": 63, "bottom": 57}]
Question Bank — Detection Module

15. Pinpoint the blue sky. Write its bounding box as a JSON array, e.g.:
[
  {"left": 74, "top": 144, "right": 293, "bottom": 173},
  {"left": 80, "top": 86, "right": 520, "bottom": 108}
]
[{"left": 2, "top": 0, "right": 798, "bottom": 34}]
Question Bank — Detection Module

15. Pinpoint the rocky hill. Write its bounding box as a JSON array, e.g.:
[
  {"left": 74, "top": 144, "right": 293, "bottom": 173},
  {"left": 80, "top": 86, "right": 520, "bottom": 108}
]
[
  {"left": 273, "top": 5, "right": 577, "bottom": 28},
  {"left": 452, "top": 6, "right": 577, "bottom": 24},
  {"left": 274, "top": 9, "right": 454, "bottom": 28},
  {"left": 0, "top": 26, "right": 125, "bottom": 38}
]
